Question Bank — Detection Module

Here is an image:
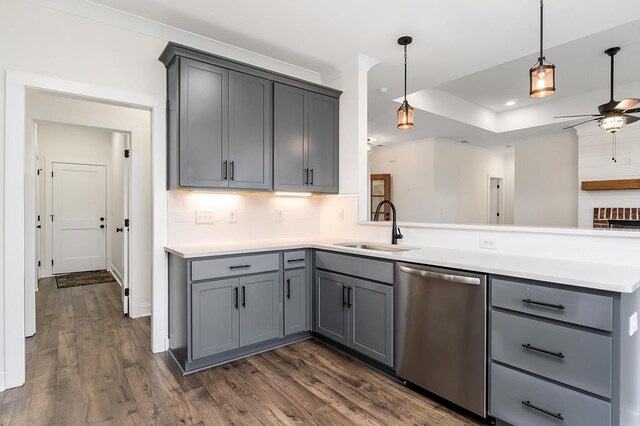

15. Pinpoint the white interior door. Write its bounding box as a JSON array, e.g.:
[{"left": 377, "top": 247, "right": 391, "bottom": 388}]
[
  {"left": 52, "top": 162, "right": 107, "bottom": 274},
  {"left": 121, "top": 135, "right": 131, "bottom": 314}
]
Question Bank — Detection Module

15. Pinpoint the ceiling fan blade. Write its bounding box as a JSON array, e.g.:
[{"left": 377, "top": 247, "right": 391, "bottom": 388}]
[
  {"left": 626, "top": 115, "right": 640, "bottom": 124},
  {"left": 625, "top": 108, "right": 640, "bottom": 114},
  {"left": 614, "top": 98, "right": 640, "bottom": 111},
  {"left": 562, "top": 118, "right": 599, "bottom": 131},
  {"left": 554, "top": 114, "right": 601, "bottom": 118}
]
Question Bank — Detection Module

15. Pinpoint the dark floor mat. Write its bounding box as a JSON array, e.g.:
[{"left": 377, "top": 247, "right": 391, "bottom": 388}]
[{"left": 56, "top": 270, "right": 116, "bottom": 289}]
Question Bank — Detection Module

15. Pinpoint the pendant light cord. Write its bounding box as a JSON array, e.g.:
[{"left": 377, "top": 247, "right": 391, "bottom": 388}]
[
  {"left": 404, "top": 44, "right": 408, "bottom": 110},
  {"left": 539, "top": 0, "right": 544, "bottom": 64},
  {"left": 610, "top": 53, "right": 615, "bottom": 102}
]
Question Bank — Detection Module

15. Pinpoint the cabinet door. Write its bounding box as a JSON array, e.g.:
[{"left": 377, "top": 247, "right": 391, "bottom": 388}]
[
  {"left": 228, "top": 71, "right": 272, "bottom": 190},
  {"left": 307, "top": 92, "right": 339, "bottom": 194},
  {"left": 273, "top": 83, "right": 309, "bottom": 191},
  {"left": 315, "top": 270, "right": 349, "bottom": 345},
  {"left": 191, "top": 278, "right": 239, "bottom": 360},
  {"left": 239, "top": 272, "right": 281, "bottom": 347},
  {"left": 349, "top": 278, "right": 394, "bottom": 366},
  {"left": 179, "top": 58, "right": 229, "bottom": 188},
  {"left": 284, "top": 268, "right": 308, "bottom": 335}
]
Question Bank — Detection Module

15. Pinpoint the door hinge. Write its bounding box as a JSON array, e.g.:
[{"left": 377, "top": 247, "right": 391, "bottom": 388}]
[
  {"left": 124, "top": 219, "right": 129, "bottom": 227},
  {"left": 51, "top": 171, "right": 54, "bottom": 178},
  {"left": 124, "top": 149, "right": 130, "bottom": 158},
  {"left": 51, "top": 259, "right": 54, "bottom": 266},
  {"left": 497, "top": 184, "right": 500, "bottom": 189},
  {"left": 38, "top": 261, "right": 41, "bottom": 267},
  {"left": 124, "top": 288, "right": 129, "bottom": 296},
  {"left": 497, "top": 213, "right": 500, "bottom": 217},
  {"left": 37, "top": 215, "right": 40, "bottom": 221},
  {"left": 37, "top": 169, "right": 41, "bottom": 176}
]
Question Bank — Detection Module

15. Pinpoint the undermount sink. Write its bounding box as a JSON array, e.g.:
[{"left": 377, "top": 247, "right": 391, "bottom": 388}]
[{"left": 334, "top": 242, "right": 416, "bottom": 253}]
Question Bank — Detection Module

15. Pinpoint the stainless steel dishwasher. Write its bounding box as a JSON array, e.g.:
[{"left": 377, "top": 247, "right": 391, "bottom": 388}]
[{"left": 396, "top": 262, "right": 487, "bottom": 418}]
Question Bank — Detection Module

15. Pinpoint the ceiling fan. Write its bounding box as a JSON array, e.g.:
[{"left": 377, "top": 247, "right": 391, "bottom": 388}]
[{"left": 555, "top": 47, "right": 640, "bottom": 134}]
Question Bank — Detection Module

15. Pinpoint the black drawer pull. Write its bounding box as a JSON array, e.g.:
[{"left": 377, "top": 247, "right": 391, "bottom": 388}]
[
  {"left": 522, "top": 400, "right": 564, "bottom": 421},
  {"left": 287, "top": 258, "right": 305, "bottom": 263},
  {"left": 286, "top": 279, "right": 291, "bottom": 299},
  {"left": 305, "top": 168, "right": 309, "bottom": 185},
  {"left": 229, "top": 265, "right": 251, "bottom": 270},
  {"left": 522, "top": 343, "right": 565, "bottom": 359},
  {"left": 342, "top": 285, "right": 347, "bottom": 307},
  {"left": 223, "top": 160, "right": 228, "bottom": 180},
  {"left": 347, "top": 286, "right": 353, "bottom": 308},
  {"left": 234, "top": 287, "right": 239, "bottom": 309},
  {"left": 242, "top": 286, "right": 246, "bottom": 308},
  {"left": 522, "top": 298, "right": 565, "bottom": 310}
]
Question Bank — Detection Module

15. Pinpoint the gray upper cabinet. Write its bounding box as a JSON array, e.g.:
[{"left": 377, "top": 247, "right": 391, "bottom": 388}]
[
  {"left": 349, "top": 278, "right": 393, "bottom": 366},
  {"left": 274, "top": 83, "right": 339, "bottom": 194},
  {"left": 239, "top": 272, "right": 280, "bottom": 347},
  {"left": 191, "top": 278, "right": 239, "bottom": 360},
  {"left": 179, "top": 58, "right": 229, "bottom": 189},
  {"left": 307, "top": 92, "right": 339, "bottom": 193},
  {"left": 316, "top": 270, "right": 349, "bottom": 345},
  {"left": 284, "top": 268, "right": 307, "bottom": 335},
  {"left": 161, "top": 43, "right": 341, "bottom": 192},
  {"left": 228, "top": 71, "right": 272, "bottom": 190}
]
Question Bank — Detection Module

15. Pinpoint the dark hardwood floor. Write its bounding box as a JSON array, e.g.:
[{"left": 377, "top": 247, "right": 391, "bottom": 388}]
[{"left": 0, "top": 277, "right": 481, "bottom": 425}]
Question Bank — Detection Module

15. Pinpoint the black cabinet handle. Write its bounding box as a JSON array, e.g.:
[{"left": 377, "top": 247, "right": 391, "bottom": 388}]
[
  {"left": 521, "top": 400, "right": 564, "bottom": 421},
  {"left": 229, "top": 265, "right": 251, "bottom": 270},
  {"left": 286, "top": 279, "right": 291, "bottom": 299},
  {"left": 287, "top": 258, "right": 305, "bottom": 263},
  {"left": 230, "top": 161, "right": 235, "bottom": 181},
  {"left": 522, "top": 299, "right": 565, "bottom": 310},
  {"left": 342, "top": 285, "right": 347, "bottom": 306},
  {"left": 522, "top": 343, "right": 565, "bottom": 359},
  {"left": 100, "top": 225, "right": 105, "bottom": 229},
  {"left": 310, "top": 169, "right": 314, "bottom": 185},
  {"left": 305, "top": 168, "right": 309, "bottom": 185},
  {"left": 347, "top": 286, "right": 353, "bottom": 308},
  {"left": 223, "top": 160, "right": 228, "bottom": 180},
  {"left": 234, "top": 287, "right": 239, "bottom": 309},
  {"left": 242, "top": 286, "right": 246, "bottom": 308},
  {"left": 116, "top": 228, "right": 123, "bottom": 233}
]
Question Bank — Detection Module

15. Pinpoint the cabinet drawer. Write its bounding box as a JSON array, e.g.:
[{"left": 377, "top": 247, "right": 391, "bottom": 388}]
[
  {"left": 490, "top": 363, "right": 611, "bottom": 426},
  {"left": 491, "top": 278, "right": 613, "bottom": 331},
  {"left": 283, "top": 251, "right": 307, "bottom": 269},
  {"left": 491, "top": 311, "right": 612, "bottom": 398},
  {"left": 191, "top": 253, "right": 279, "bottom": 281},
  {"left": 315, "top": 251, "right": 394, "bottom": 284}
]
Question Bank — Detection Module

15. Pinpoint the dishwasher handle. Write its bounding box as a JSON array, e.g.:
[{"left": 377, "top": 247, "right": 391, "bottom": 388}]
[{"left": 398, "top": 264, "right": 481, "bottom": 286}]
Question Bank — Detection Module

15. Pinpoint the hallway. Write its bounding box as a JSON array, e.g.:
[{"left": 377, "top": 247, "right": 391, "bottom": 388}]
[{"left": 0, "top": 279, "right": 477, "bottom": 425}]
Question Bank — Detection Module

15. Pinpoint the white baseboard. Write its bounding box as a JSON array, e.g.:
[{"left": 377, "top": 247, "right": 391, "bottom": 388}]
[
  {"left": 109, "top": 265, "right": 123, "bottom": 286},
  {"left": 138, "top": 302, "right": 152, "bottom": 318},
  {"left": 0, "top": 371, "right": 6, "bottom": 392}
]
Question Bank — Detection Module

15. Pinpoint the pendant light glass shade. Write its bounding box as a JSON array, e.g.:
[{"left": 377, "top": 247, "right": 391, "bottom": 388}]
[
  {"left": 529, "top": 0, "right": 555, "bottom": 98},
  {"left": 598, "top": 114, "right": 627, "bottom": 133},
  {"left": 397, "top": 101, "right": 414, "bottom": 129},
  {"left": 529, "top": 62, "right": 555, "bottom": 98}
]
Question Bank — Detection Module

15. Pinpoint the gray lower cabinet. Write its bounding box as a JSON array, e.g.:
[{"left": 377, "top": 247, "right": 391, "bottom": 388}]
[
  {"left": 191, "top": 278, "right": 239, "bottom": 359},
  {"left": 239, "top": 272, "right": 280, "bottom": 346},
  {"left": 315, "top": 269, "right": 394, "bottom": 367},
  {"left": 284, "top": 268, "right": 307, "bottom": 335},
  {"left": 273, "top": 83, "right": 339, "bottom": 194}
]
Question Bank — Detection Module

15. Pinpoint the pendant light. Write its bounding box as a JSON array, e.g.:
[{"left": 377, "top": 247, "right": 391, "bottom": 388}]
[
  {"left": 397, "top": 36, "right": 414, "bottom": 129},
  {"left": 529, "top": 0, "right": 555, "bottom": 98}
]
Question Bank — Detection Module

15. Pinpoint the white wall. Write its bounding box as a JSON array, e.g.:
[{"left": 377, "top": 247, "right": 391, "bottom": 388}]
[
  {"left": 168, "top": 192, "right": 323, "bottom": 245},
  {"left": 513, "top": 131, "right": 578, "bottom": 227},
  {"left": 577, "top": 124, "right": 640, "bottom": 228},
  {"left": 35, "top": 122, "right": 113, "bottom": 277},
  {"left": 369, "top": 137, "right": 507, "bottom": 224}
]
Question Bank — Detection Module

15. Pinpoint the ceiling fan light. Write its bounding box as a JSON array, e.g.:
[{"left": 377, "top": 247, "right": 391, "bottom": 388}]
[
  {"left": 397, "top": 101, "right": 414, "bottom": 129},
  {"left": 598, "top": 114, "right": 627, "bottom": 133},
  {"left": 529, "top": 63, "right": 555, "bottom": 98}
]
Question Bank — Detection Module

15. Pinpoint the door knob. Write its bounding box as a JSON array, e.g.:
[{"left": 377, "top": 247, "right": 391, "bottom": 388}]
[
  {"left": 100, "top": 225, "right": 105, "bottom": 229},
  {"left": 100, "top": 217, "right": 105, "bottom": 221},
  {"left": 116, "top": 228, "right": 123, "bottom": 233},
  {"left": 36, "top": 225, "right": 41, "bottom": 229}
]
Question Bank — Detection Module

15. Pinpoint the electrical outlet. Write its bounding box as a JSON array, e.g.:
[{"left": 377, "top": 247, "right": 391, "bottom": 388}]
[
  {"left": 196, "top": 210, "right": 214, "bottom": 224},
  {"left": 337, "top": 209, "right": 344, "bottom": 222},
  {"left": 479, "top": 237, "right": 497, "bottom": 250},
  {"left": 630, "top": 312, "right": 638, "bottom": 336},
  {"left": 276, "top": 209, "right": 284, "bottom": 223},
  {"left": 228, "top": 210, "right": 237, "bottom": 224}
]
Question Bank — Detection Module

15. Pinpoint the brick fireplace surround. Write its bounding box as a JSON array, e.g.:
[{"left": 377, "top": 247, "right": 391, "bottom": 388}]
[{"left": 593, "top": 208, "right": 640, "bottom": 228}]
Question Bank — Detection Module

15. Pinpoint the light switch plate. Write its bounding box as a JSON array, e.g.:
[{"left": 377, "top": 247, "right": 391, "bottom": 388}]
[
  {"left": 629, "top": 312, "right": 638, "bottom": 337},
  {"left": 196, "top": 210, "right": 214, "bottom": 224},
  {"left": 479, "top": 237, "right": 497, "bottom": 250},
  {"left": 228, "top": 210, "right": 237, "bottom": 224}
]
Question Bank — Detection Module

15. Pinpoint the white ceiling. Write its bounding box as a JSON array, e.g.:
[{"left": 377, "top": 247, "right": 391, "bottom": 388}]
[{"left": 88, "top": 0, "right": 640, "bottom": 145}]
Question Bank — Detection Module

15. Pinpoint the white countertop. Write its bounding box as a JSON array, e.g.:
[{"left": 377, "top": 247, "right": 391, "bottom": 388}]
[{"left": 165, "top": 238, "right": 640, "bottom": 294}]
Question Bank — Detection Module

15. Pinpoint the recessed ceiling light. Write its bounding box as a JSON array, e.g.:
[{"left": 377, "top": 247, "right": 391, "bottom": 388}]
[
  {"left": 379, "top": 87, "right": 388, "bottom": 93},
  {"left": 505, "top": 100, "right": 517, "bottom": 107}
]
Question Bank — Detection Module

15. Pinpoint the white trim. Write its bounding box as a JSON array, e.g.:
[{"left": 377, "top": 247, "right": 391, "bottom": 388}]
[
  {"left": 4, "top": 70, "right": 168, "bottom": 390},
  {"left": 139, "top": 302, "right": 152, "bottom": 318}
]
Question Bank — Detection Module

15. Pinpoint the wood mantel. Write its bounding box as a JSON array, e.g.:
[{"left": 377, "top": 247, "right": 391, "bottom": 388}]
[{"left": 581, "top": 179, "right": 640, "bottom": 191}]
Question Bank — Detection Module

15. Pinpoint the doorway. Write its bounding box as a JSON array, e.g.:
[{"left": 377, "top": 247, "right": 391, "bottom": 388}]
[{"left": 489, "top": 177, "right": 504, "bottom": 225}]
